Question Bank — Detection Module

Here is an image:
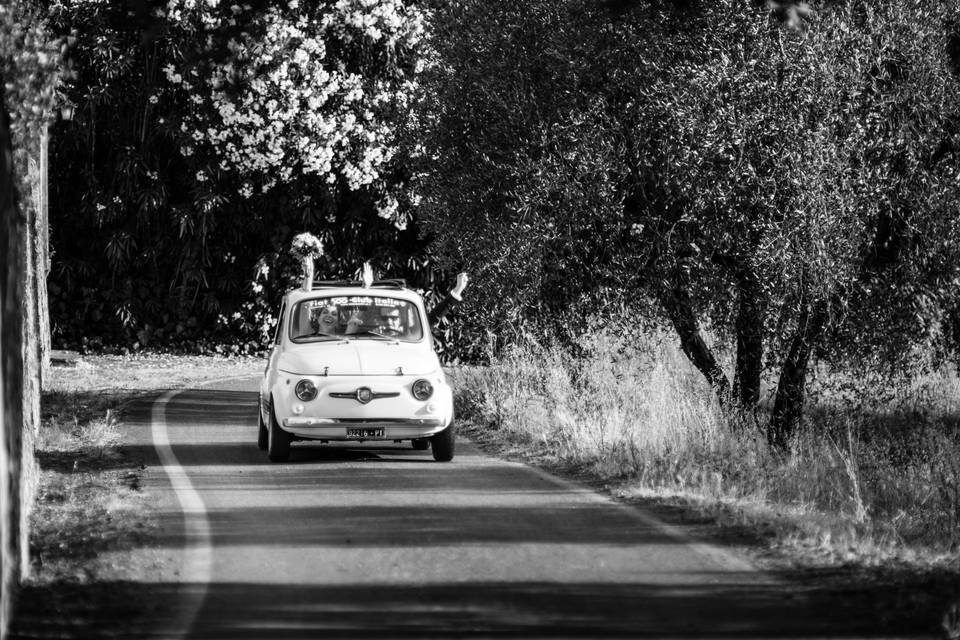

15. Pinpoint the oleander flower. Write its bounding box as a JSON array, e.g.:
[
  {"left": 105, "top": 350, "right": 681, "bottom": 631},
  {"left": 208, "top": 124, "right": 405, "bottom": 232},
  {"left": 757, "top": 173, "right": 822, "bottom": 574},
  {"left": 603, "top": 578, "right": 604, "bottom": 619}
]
[{"left": 159, "top": 0, "right": 426, "bottom": 229}]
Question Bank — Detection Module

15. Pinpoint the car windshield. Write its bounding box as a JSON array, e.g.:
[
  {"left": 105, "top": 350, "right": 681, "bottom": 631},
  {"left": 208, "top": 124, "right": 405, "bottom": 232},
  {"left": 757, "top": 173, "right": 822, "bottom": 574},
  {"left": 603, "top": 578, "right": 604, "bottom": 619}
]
[{"left": 289, "top": 295, "right": 424, "bottom": 343}]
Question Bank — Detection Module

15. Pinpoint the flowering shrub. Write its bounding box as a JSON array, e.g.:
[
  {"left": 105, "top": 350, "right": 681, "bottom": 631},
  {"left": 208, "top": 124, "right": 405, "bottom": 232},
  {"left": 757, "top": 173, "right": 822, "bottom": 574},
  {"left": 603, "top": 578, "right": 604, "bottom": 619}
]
[
  {"left": 42, "top": 0, "right": 439, "bottom": 355},
  {"left": 158, "top": 0, "right": 426, "bottom": 226}
]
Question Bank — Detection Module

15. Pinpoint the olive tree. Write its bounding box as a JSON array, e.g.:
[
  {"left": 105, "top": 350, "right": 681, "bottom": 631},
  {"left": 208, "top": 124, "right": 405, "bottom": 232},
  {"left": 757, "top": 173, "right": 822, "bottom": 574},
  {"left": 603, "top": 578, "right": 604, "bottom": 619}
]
[
  {"left": 414, "top": 0, "right": 960, "bottom": 446},
  {"left": 412, "top": 0, "right": 634, "bottom": 358},
  {"left": 635, "top": 1, "right": 960, "bottom": 445}
]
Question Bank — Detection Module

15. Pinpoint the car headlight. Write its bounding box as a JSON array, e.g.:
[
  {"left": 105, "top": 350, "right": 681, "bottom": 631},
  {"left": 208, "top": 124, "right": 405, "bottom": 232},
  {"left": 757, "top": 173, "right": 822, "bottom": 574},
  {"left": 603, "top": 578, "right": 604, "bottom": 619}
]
[
  {"left": 412, "top": 379, "right": 433, "bottom": 401},
  {"left": 295, "top": 379, "right": 318, "bottom": 401}
]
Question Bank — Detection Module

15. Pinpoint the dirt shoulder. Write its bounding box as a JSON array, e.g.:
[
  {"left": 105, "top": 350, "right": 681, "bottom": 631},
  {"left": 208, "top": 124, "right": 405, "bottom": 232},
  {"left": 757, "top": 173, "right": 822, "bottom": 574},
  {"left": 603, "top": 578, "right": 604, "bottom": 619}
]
[{"left": 10, "top": 354, "right": 264, "bottom": 639}]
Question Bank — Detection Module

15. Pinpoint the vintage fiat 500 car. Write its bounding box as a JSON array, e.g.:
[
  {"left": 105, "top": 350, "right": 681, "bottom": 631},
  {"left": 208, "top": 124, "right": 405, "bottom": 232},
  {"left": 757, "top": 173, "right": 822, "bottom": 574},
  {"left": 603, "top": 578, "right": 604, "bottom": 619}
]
[{"left": 257, "top": 279, "right": 456, "bottom": 463}]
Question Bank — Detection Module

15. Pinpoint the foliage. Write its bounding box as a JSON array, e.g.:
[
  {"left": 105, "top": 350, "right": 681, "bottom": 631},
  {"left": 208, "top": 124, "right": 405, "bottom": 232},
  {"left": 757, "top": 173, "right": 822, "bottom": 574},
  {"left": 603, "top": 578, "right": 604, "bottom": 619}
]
[
  {"left": 415, "top": 0, "right": 960, "bottom": 433},
  {"left": 646, "top": 1, "right": 960, "bottom": 365},
  {"left": 42, "top": 0, "right": 436, "bottom": 354},
  {"left": 159, "top": 0, "right": 425, "bottom": 222},
  {"left": 411, "top": 0, "right": 633, "bottom": 360},
  {"left": 0, "top": 0, "right": 62, "bottom": 189}
]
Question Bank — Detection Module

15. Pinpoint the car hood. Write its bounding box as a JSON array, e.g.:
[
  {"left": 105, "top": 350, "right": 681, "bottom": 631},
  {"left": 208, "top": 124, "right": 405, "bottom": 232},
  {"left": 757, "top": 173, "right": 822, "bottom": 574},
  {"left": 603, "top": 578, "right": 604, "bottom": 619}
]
[{"left": 278, "top": 341, "right": 441, "bottom": 376}]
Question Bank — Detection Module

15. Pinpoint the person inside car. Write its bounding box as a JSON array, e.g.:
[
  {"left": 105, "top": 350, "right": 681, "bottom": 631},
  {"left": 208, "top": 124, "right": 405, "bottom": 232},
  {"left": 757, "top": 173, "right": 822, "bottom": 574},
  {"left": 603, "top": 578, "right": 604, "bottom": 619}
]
[
  {"left": 380, "top": 308, "right": 405, "bottom": 337},
  {"left": 428, "top": 272, "right": 469, "bottom": 327},
  {"left": 311, "top": 305, "right": 340, "bottom": 335},
  {"left": 337, "top": 272, "right": 469, "bottom": 337},
  {"left": 345, "top": 308, "right": 364, "bottom": 335}
]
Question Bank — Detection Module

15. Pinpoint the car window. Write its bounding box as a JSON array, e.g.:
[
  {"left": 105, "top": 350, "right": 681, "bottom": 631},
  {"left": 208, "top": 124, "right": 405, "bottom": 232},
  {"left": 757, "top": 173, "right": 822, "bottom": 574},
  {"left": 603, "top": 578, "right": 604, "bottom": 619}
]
[
  {"left": 273, "top": 301, "right": 286, "bottom": 346},
  {"left": 289, "top": 295, "right": 424, "bottom": 343}
]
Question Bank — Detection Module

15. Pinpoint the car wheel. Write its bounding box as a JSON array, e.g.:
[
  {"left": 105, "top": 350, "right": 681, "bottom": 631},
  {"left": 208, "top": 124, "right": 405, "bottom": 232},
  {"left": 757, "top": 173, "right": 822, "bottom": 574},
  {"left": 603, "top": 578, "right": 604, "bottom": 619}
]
[
  {"left": 430, "top": 423, "right": 455, "bottom": 462},
  {"left": 257, "top": 398, "right": 268, "bottom": 451},
  {"left": 267, "top": 398, "right": 291, "bottom": 462},
  {"left": 411, "top": 438, "right": 429, "bottom": 450}
]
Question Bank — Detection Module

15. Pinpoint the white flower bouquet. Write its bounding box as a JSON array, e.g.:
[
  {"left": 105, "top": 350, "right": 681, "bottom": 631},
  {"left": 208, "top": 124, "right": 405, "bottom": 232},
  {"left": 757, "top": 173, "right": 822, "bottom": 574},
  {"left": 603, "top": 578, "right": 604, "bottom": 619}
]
[
  {"left": 290, "top": 232, "right": 324, "bottom": 259},
  {"left": 291, "top": 232, "right": 323, "bottom": 290}
]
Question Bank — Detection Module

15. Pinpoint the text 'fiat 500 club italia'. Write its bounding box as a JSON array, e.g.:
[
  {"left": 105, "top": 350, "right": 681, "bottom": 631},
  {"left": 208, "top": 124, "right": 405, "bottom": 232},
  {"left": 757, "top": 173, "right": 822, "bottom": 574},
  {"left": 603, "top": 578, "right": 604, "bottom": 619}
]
[{"left": 258, "top": 280, "right": 457, "bottom": 462}]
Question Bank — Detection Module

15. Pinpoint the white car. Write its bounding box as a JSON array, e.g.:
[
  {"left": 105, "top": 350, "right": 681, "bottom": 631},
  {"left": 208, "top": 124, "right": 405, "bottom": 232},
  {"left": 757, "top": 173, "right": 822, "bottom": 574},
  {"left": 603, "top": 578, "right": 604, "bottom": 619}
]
[{"left": 258, "top": 277, "right": 457, "bottom": 462}]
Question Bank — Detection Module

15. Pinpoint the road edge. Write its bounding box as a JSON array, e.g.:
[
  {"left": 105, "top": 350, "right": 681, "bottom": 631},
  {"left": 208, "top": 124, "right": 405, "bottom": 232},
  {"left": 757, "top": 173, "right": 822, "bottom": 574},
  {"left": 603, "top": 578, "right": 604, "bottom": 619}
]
[
  {"left": 150, "top": 389, "right": 212, "bottom": 639},
  {"left": 520, "top": 463, "right": 768, "bottom": 576}
]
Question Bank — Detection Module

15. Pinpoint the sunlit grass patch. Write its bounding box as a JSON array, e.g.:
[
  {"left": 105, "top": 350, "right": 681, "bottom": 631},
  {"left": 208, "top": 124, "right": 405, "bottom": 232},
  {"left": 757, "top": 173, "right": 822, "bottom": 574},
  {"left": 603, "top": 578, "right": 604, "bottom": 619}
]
[{"left": 40, "top": 391, "right": 125, "bottom": 453}]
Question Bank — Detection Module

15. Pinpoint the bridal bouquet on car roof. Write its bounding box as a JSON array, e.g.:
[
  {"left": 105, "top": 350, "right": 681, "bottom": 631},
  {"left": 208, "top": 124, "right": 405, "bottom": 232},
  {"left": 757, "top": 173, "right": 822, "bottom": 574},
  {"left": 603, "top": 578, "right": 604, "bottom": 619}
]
[{"left": 291, "top": 232, "right": 324, "bottom": 290}]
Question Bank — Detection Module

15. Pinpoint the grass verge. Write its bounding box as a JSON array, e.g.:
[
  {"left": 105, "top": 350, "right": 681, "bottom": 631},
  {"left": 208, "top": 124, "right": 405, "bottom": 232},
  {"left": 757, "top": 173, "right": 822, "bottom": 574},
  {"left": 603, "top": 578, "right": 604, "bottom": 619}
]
[
  {"left": 450, "top": 330, "right": 960, "bottom": 634},
  {"left": 449, "top": 328, "right": 960, "bottom": 570}
]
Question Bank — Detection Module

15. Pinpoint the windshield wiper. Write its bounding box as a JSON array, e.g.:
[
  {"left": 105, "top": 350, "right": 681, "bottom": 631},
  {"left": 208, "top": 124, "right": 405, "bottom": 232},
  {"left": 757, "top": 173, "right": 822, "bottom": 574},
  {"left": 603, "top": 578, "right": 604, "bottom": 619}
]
[
  {"left": 348, "top": 330, "right": 397, "bottom": 341},
  {"left": 298, "top": 333, "right": 346, "bottom": 343}
]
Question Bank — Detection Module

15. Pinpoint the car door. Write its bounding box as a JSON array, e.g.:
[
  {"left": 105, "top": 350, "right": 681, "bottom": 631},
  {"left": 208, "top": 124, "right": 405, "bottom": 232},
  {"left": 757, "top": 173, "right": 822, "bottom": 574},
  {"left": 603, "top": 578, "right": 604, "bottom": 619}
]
[{"left": 261, "top": 299, "right": 287, "bottom": 404}]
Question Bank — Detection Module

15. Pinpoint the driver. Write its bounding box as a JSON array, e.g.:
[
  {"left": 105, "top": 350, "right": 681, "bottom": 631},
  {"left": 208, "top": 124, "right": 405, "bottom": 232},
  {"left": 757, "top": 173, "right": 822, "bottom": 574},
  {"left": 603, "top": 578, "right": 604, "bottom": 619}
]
[
  {"left": 380, "top": 308, "right": 404, "bottom": 337},
  {"left": 334, "top": 272, "right": 470, "bottom": 337}
]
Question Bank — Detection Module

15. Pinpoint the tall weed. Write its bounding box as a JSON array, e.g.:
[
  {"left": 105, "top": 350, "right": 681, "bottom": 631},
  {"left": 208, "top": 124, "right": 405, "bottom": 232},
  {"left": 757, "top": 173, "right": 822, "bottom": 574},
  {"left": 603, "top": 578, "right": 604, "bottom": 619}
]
[{"left": 451, "top": 326, "right": 960, "bottom": 557}]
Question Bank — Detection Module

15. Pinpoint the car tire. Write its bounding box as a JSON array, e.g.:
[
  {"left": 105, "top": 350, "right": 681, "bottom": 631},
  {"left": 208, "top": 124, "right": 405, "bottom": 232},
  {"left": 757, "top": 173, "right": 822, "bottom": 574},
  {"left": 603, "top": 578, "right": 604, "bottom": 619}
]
[
  {"left": 411, "top": 438, "right": 429, "bottom": 450},
  {"left": 257, "top": 398, "right": 268, "bottom": 451},
  {"left": 267, "top": 398, "right": 291, "bottom": 462},
  {"left": 430, "top": 423, "right": 455, "bottom": 462}
]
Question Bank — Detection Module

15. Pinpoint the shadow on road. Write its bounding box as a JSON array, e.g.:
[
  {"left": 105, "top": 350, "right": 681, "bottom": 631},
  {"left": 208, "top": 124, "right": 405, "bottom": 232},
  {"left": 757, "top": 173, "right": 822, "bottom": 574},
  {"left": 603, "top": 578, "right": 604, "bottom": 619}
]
[
  {"left": 11, "top": 574, "right": 956, "bottom": 639},
  {"left": 124, "top": 388, "right": 473, "bottom": 466},
  {"left": 15, "top": 388, "right": 955, "bottom": 639}
]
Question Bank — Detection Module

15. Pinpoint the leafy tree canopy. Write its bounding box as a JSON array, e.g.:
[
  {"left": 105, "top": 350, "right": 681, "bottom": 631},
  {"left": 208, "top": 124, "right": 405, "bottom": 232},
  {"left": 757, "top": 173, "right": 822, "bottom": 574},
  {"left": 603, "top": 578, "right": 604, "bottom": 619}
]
[{"left": 414, "top": 0, "right": 960, "bottom": 442}]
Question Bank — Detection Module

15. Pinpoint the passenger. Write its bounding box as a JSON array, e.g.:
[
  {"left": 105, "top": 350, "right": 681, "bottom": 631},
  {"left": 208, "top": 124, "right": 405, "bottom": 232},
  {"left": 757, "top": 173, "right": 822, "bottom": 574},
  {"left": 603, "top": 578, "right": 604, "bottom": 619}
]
[
  {"left": 312, "top": 305, "right": 340, "bottom": 335},
  {"left": 336, "top": 272, "right": 468, "bottom": 338},
  {"left": 345, "top": 309, "right": 364, "bottom": 335},
  {"left": 428, "top": 272, "right": 469, "bottom": 327}
]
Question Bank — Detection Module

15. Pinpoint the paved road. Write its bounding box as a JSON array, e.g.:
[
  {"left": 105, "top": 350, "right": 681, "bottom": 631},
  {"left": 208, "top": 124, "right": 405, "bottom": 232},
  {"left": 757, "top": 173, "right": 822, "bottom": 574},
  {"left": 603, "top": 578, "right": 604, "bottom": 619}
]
[{"left": 61, "top": 379, "right": 944, "bottom": 638}]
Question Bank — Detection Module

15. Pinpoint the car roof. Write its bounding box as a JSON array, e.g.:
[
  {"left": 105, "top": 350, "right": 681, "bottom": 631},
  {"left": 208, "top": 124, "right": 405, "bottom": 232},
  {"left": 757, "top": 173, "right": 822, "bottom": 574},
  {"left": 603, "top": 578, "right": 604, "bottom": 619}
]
[{"left": 283, "top": 283, "right": 425, "bottom": 306}]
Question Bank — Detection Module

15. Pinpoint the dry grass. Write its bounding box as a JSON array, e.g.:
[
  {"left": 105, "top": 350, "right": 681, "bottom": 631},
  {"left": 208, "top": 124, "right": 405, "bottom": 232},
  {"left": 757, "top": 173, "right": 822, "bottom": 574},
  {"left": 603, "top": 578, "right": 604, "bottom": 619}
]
[
  {"left": 47, "top": 353, "right": 264, "bottom": 393},
  {"left": 450, "top": 327, "right": 960, "bottom": 567}
]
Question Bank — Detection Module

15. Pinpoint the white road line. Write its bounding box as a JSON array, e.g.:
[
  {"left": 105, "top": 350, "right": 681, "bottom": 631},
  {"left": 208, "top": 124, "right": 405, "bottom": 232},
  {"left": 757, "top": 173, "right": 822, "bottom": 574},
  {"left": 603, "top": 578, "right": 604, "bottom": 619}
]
[{"left": 151, "top": 389, "right": 212, "bottom": 639}]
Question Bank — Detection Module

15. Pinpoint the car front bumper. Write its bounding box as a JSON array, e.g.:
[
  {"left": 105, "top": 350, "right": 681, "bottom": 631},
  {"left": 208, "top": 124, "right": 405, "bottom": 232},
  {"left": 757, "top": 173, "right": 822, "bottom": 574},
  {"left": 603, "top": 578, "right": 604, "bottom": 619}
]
[
  {"left": 280, "top": 416, "right": 447, "bottom": 440},
  {"left": 267, "top": 373, "right": 454, "bottom": 441}
]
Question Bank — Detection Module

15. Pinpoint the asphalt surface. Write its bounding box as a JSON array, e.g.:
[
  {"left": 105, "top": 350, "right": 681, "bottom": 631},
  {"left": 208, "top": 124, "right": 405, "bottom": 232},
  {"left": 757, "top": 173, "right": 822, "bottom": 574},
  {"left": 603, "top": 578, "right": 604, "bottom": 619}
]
[{"left": 16, "top": 376, "right": 950, "bottom": 639}]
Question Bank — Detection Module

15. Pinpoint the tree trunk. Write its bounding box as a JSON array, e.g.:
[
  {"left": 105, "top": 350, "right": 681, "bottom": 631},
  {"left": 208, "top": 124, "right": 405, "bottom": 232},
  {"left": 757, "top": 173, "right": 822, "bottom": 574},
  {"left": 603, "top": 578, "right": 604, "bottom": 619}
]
[
  {"left": 0, "top": 73, "right": 24, "bottom": 639},
  {"left": 660, "top": 280, "right": 731, "bottom": 403},
  {"left": 733, "top": 269, "right": 764, "bottom": 407},
  {"left": 20, "top": 158, "right": 40, "bottom": 582},
  {"left": 768, "top": 301, "right": 826, "bottom": 451}
]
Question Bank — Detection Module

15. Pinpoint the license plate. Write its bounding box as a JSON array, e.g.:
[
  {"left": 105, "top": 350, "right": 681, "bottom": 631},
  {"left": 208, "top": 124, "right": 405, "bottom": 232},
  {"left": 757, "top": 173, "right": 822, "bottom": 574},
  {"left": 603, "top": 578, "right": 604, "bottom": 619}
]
[{"left": 347, "top": 428, "right": 384, "bottom": 438}]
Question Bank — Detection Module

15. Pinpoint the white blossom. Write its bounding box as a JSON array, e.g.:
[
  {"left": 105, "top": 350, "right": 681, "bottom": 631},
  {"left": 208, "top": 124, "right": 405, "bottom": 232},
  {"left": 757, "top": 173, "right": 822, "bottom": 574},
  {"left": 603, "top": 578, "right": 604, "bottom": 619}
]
[{"left": 160, "top": 0, "right": 426, "bottom": 225}]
